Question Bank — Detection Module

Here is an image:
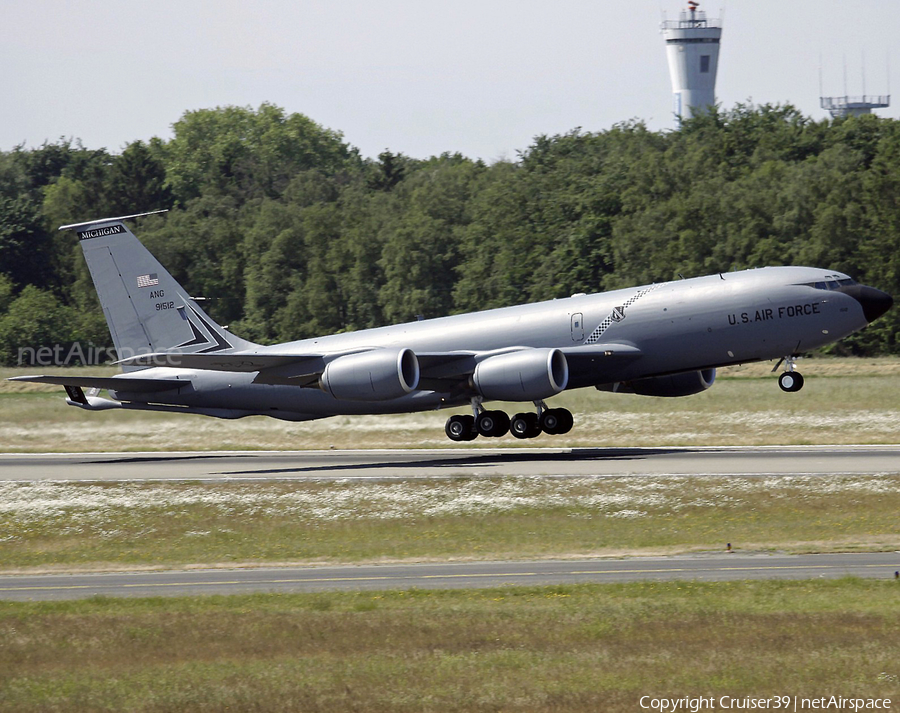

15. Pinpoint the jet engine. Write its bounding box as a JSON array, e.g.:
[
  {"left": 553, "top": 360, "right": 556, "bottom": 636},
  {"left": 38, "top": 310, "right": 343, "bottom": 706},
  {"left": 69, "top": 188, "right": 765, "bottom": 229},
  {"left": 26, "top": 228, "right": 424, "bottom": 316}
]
[
  {"left": 472, "top": 348, "right": 569, "bottom": 401},
  {"left": 597, "top": 368, "right": 716, "bottom": 398},
  {"left": 320, "top": 348, "right": 420, "bottom": 401}
]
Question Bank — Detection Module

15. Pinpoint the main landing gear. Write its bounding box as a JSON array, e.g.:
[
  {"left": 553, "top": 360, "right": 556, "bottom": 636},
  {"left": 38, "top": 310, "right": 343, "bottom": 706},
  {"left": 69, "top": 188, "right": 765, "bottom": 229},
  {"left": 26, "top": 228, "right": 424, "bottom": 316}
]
[
  {"left": 775, "top": 355, "right": 805, "bottom": 393},
  {"left": 444, "top": 400, "right": 574, "bottom": 442}
]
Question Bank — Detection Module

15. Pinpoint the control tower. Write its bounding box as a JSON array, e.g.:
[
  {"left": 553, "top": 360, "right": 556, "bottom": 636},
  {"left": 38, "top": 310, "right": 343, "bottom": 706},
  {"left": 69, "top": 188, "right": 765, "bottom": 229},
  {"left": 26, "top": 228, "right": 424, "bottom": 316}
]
[{"left": 661, "top": 1, "right": 723, "bottom": 122}]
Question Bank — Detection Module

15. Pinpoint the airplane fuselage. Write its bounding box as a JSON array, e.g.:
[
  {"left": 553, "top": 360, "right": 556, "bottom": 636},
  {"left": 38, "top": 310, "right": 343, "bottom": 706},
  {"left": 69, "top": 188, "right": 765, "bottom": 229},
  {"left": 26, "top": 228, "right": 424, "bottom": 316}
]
[{"left": 113, "top": 266, "right": 872, "bottom": 420}]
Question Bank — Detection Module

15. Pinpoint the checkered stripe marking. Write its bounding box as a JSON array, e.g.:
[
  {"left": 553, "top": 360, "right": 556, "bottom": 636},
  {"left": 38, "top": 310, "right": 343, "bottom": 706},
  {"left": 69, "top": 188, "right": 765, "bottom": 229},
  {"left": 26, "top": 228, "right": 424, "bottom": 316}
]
[{"left": 584, "top": 283, "right": 664, "bottom": 344}]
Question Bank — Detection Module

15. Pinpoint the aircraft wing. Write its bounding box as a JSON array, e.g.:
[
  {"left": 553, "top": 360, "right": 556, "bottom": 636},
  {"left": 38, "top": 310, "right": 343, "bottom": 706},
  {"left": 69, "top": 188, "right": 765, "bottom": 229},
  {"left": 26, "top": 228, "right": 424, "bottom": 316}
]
[
  {"left": 558, "top": 343, "right": 643, "bottom": 389},
  {"left": 117, "top": 349, "right": 479, "bottom": 387},
  {"left": 415, "top": 352, "right": 478, "bottom": 391},
  {"left": 560, "top": 342, "right": 643, "bottom": 371},
  {"left": 414, "top": 345, "right": 642, "bottom": 392},
  {"left": 117, "top": 350, "right": 370, "bottom": 388},
  {"left": 116, "top": 352, "right": 324, "bottom": 371},
  {"left": 8, "top": 375, "right": 185, "bottom": 393},
  {"left": 112, "top": 344, "right": 642, "bottom": 392},
  {"left": 559, "top": 343, "right": 642, "bottom": 359}
]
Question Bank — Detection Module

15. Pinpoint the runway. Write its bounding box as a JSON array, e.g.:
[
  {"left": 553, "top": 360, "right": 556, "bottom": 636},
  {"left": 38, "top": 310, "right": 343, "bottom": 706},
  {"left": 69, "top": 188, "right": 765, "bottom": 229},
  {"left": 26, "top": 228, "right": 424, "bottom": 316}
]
[
  {"left": 1, "top": 553, "right": 898, "bottom": 601},
  {"left": 1, "top": 445, "right": 899, "bottom": 481}
]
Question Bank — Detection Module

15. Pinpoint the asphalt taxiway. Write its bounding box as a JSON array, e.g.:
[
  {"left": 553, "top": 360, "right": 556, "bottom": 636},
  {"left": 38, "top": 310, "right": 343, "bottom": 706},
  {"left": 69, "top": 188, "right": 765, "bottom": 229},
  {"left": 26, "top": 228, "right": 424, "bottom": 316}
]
[
  {"left": 1, "top": 445, "right": 898, "bottom": 481},
  {"left": 1, "top": 553, "right": 898, "bottom": 601}
]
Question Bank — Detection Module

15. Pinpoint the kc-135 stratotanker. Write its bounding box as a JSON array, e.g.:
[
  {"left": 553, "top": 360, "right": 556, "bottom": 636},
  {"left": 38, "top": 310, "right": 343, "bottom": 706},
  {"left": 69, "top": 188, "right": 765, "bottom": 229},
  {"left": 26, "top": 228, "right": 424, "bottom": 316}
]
[{"left": 11, "top": 210, "right": 893, "bottom": 441}]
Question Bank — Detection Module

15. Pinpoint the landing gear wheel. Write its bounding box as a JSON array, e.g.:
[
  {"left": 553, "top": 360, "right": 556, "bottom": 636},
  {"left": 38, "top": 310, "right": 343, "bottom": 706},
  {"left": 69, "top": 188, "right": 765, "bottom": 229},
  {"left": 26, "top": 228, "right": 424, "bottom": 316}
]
[
  {"left": 778, "top": 371, "right": 804, "bottom": 393},
  {"left": 556, "top": 408, "right": 574, "bottom": 434},
  {"left": 541, "top": 408, "right": 574, "bottom": 435},
  {"left": 510, "top": 414, "right": 528, "bottom": 439},
  {"left": 445, "top": 414, "right": 477, "bottom": 441},
  {"left": 476, "top": 410, "right": 510, "bottom": 438},
  {"left": 510, "top": 412, "right": 541, "bottom": 439}
]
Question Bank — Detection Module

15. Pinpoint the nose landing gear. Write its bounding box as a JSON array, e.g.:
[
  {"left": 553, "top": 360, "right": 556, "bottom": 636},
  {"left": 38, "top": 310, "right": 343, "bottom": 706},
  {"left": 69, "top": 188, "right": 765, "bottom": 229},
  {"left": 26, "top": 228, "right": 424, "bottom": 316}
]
[
  {"left": 774, "top": 355, "right": 804, "bottom": 392},
  {"left": 778, "top": 371, "right": 804, "bottom": 392}
]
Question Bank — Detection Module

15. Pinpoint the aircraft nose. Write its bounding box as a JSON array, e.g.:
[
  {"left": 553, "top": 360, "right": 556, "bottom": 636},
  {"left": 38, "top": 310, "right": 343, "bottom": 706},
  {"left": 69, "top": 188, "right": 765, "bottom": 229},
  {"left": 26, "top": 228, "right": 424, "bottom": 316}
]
[{"left": 851, "top": 285, "right": 894, "bottom": 323}]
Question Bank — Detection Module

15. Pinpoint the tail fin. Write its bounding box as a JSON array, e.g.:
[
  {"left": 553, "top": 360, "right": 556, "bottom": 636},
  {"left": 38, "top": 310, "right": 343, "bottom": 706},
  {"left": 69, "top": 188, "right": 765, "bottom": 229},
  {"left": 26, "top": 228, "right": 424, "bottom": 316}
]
[{"left": 62, "top": 211, "right": 257, "bottom": 366}]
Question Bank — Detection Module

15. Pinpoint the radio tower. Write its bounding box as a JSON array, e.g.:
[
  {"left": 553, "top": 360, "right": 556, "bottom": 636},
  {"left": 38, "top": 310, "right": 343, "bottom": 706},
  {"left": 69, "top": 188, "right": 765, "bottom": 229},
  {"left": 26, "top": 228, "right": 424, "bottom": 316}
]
[{"left": 661, "top": 1, "right": 723, "bottom": 123}]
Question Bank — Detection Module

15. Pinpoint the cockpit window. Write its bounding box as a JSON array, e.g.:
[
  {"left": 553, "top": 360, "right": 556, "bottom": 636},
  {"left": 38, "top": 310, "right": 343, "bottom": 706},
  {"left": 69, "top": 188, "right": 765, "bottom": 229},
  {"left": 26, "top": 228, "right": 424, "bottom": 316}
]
[{"left": 803, "top": 277, "right": 856, "bottom": 290}]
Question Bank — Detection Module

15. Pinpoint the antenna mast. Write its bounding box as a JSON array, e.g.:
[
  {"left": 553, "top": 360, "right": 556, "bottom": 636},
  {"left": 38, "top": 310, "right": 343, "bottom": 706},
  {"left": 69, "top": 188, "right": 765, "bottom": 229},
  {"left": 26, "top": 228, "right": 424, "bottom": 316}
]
[{"left": 820, "top": 51, "right": 890, "bottom": 119}]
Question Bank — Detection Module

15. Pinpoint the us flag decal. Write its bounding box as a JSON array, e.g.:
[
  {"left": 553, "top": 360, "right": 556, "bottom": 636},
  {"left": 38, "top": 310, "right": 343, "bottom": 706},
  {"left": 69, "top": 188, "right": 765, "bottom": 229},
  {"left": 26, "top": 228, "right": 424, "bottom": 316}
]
[{"left": 137, "top": 273, "right": 159, "bottom": 288}]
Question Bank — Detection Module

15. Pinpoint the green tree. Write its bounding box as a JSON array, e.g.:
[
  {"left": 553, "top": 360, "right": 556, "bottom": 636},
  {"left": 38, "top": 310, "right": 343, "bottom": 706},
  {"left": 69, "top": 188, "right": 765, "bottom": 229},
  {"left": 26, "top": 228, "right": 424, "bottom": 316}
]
[
  {"left": 0, "top": 274, "right": 13, "bottom": 313},
  {"left": 237, "top": 199, "right": 310, "bottom": 342},
  {"left": 105, "top": 140, "right": 172, "bottom": 215},
  {"left": 379, "top": 155, "right": 482, "bottom": 322},
  {"left": 0, "top": 285, "right": 75, "bottom": 365},
  {"left": 367, "top": 150, "right": 410, "bottom": 192},
  {"left": 0, "top": 195, "right": 53, "bottom": 289},
  {"left": 163, "top": 103, "right": 356, "bottom": 204}
]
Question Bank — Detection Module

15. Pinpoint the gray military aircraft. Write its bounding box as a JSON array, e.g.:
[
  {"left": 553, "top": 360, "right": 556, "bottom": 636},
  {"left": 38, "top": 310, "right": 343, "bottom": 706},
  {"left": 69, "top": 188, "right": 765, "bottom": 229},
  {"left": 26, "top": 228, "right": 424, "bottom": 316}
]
[{"left": 11, "top": 210, "right": 894, "bottom": 441}]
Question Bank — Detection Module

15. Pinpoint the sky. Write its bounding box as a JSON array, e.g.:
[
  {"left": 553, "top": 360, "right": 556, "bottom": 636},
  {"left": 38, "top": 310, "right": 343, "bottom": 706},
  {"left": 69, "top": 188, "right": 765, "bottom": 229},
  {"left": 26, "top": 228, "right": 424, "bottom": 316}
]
[{"left": 2, "top": 0, "right": 898, "bottom": 162}]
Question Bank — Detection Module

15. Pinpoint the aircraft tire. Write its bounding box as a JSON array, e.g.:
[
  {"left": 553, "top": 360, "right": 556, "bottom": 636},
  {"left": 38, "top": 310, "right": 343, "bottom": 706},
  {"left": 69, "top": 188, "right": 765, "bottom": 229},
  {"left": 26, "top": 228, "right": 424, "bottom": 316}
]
[
  {"left": 541, "top": 408, "right": 573, "bottom": 435},
  {"left": 778, "top": 372, "right": 804, "bottom": 393},
  {"left": 446, "top": 414, "right": 477, "bottom": 441},
  {"left": 540, "top": 409, "right": 559, "bottom": 434},
  {"left": 477, "top": 410, "right": 509, "bottom": 438},
  {"left": 510, "top": 412, "right": 541, "bottom": 439},
  {"left": 510, "top": 413, "right": 530, "bottom": 439}
]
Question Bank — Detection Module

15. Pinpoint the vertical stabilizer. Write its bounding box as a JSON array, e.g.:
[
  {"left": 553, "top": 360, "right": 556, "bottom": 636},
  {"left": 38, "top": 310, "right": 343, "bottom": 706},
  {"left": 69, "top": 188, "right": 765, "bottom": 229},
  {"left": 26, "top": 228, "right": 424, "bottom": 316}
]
[{"left": 61, "top": 211, "right": 257, "bottom": 367}]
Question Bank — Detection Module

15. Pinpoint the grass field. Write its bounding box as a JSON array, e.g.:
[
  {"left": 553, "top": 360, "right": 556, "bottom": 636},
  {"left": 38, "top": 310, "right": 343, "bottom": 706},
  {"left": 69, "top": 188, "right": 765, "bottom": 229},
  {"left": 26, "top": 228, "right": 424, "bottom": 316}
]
[
  {"left": 2, "top": 358, "right": 899, "bottom": 451},
  {"left": 3, "top": 473, "right": 899, "bottom": 572},
  {"left": 0, "top": 579, "right": 898, "bottom": 712}
]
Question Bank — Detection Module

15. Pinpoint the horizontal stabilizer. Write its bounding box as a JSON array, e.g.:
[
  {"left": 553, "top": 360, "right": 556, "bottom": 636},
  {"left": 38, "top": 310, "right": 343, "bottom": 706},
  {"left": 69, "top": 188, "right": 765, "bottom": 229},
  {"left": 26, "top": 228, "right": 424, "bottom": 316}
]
[{"left": 8, "top": 375, "right": 185, "bottom": 393}]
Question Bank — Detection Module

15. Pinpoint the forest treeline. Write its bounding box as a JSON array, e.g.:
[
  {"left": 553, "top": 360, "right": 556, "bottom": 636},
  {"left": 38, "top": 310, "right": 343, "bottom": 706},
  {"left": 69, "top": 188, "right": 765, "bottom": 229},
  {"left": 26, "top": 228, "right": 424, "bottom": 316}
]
[{"left": 0, "top": 102, "right": 898, "bottom": 365}]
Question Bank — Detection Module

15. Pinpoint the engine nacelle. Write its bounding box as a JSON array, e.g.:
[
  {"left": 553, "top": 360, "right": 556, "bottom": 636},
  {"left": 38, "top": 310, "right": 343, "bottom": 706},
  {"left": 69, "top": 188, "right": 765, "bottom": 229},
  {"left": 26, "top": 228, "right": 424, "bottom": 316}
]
[
  {"left": 472, "top": 348, "right": 569, "bottom": 402},
  {"left": 597, "top": 368, "right": 716, "bottom": 398},
  {"left": 320, "top": 348, "right": 420, "bottom": 401}
]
